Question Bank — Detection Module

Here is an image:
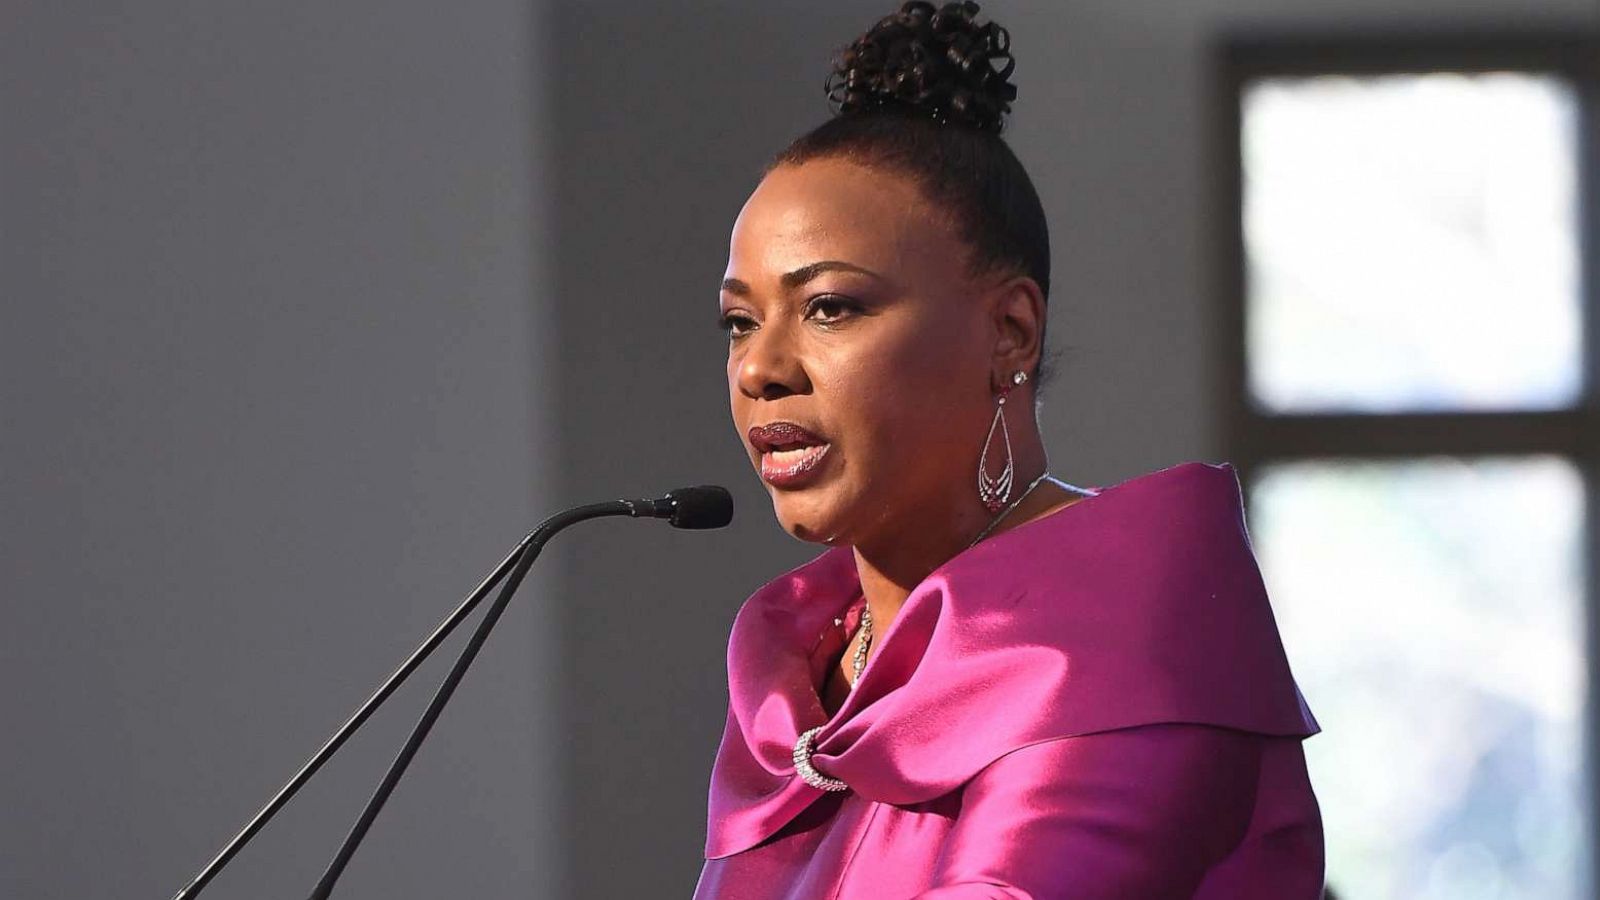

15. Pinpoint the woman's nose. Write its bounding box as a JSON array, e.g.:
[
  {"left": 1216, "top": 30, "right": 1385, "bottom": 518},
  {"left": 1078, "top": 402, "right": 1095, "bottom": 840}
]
[{"left": 736, "top": 323, "right": 809, "bottom": 400}]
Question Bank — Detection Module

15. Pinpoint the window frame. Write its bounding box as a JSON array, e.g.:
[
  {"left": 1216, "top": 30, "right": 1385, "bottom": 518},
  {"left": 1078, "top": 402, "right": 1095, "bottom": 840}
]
[{"left": 1212, "top": 26, "right": 1600, "bottom": 898}]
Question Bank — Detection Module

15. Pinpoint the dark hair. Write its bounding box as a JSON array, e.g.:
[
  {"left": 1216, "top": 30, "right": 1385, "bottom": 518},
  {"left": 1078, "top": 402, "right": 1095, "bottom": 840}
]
[{"left": 766, "top": 0, "right": 1058, "bottom": 393}]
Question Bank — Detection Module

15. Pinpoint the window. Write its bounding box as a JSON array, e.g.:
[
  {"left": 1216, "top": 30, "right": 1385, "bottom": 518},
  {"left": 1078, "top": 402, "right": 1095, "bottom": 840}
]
[{"left": 1218, "top": 31, "right": 1600, "bottom": 900}]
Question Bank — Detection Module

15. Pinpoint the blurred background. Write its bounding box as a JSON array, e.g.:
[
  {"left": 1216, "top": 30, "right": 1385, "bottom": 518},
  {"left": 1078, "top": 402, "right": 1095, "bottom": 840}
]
[{"left": 2, "top": 1, "right": 1596, "bottom": 898}]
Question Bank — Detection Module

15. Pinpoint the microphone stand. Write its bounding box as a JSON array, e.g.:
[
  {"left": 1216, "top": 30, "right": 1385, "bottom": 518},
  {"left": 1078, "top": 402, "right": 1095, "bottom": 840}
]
[
  {"left": 170, "top": 533, "right": 535, "bottom": 900},
  {"left": 303, "top": 502, "right": 587, "bottom": 899},
  {"left": 171, "top": 490, "right": 729, "bottom": 900}
]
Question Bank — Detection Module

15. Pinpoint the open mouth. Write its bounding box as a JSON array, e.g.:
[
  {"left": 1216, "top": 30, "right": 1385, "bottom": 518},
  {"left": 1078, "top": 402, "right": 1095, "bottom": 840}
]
[{"left": 748, "top": 421, "right": 832, "bottom": 486}]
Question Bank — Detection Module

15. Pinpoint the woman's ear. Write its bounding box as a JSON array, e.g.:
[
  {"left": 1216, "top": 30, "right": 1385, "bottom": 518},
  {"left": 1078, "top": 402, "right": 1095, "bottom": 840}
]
[{"left": 986, "top": 274, "right": 1046, "bottom": 385}]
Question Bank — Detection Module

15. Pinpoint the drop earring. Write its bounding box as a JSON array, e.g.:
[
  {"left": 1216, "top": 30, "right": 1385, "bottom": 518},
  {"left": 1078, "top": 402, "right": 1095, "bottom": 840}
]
[{"left": 977, "top": 371, "right": 1028, "bottom": 513}]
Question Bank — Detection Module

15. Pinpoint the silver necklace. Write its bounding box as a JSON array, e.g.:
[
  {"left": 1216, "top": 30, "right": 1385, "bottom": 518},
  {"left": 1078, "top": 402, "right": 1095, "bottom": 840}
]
[{"left": 845, "top": 470, "right": 1053, "bottom": 691}]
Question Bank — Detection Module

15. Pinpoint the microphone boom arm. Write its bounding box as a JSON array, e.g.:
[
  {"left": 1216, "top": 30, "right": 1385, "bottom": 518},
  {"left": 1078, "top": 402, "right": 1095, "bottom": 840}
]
[
  {"left": 304, "top": 500, "right": 630, "bottom": 899},
  {"left": 172, "top": 488, "right": 728, "bottom": 900},
  {"left": 170, "top": 530, "right": 537, "bottom": 900}
]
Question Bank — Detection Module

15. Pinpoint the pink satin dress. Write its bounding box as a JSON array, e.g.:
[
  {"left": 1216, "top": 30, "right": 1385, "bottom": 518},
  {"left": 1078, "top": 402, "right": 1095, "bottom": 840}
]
[{"left": 694, "top": 461, "right": 1324, "bottom": 900}]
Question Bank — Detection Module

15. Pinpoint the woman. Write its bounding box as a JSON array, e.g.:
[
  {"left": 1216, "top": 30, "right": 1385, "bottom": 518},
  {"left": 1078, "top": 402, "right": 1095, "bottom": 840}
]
[{"left": 695, "top": 3, "right": 1323, "bottom": 898}]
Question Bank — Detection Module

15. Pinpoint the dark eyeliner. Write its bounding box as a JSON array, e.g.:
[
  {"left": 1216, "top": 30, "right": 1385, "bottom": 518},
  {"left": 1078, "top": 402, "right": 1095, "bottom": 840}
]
[
  {"left": 717, "top": 311, "right": 755, "bottom": 335},
  {"left": 805, "top": 294, "right": 860, "bottom": 321}
]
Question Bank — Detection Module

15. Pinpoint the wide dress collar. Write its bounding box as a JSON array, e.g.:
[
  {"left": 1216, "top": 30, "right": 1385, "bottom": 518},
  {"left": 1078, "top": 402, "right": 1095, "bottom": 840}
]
[{"left": 703, "top": 460, "right": 1321, "bottom": 859}]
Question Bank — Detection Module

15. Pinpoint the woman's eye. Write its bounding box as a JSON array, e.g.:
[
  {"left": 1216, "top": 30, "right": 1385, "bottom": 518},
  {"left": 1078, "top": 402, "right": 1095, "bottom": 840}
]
[
  {"left": 718, "top": 297, "right": 856, "bottom": 339},
  {"left": 805, "top": 295, "right": 857, "bottom": 324},
  {"left": 718, "top": 312, "right": 756, "bottom": 338}
]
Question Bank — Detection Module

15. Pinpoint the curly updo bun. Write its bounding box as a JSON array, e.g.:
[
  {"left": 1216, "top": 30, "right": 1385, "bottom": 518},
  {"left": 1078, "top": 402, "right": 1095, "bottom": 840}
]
[
  {"left": 824, "top": 1, "right": 1018, "bottom": 134},
  {"left": 768, "top": 1, "right": 1058, "bottom": 393}
]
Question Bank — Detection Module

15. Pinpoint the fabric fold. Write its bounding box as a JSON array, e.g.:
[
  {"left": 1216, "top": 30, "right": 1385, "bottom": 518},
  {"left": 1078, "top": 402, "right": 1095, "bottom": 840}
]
[{"left": 704, "top": 460, "right": 1320, "bottom": 860}]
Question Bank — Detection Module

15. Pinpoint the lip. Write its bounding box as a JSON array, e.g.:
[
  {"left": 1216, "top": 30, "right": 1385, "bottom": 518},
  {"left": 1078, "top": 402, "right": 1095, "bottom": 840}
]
[
  {"left": 748, "top": 421, "right": 833, "bottom": 488},
  {"left": 748, "top": 421, "right": 826, "bottom": 452},
  {"left": 759, "top": 442, "right": 832, "bottom": 488}
]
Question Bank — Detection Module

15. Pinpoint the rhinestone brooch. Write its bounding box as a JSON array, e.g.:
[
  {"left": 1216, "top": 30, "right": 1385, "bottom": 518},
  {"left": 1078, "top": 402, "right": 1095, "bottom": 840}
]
[{"left": 792, "top": 725, "right": 849, "bottom": 792}]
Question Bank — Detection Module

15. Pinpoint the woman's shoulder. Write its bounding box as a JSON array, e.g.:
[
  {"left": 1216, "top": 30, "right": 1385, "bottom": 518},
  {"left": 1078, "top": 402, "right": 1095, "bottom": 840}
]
[
  {"left": 1091, "top": 459, "right": 1244, "bottom": 514},
  {"left": 930, "top": 457, "right": 1319, "bottom": 742},
  {"left": 965, "top": 459, "right": 1251, "bottom": 580}
]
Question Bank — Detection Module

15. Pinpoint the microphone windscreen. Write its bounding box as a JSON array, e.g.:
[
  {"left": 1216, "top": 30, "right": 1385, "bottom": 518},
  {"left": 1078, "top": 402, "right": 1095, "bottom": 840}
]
[{"left": 665, "top": 485, "right": 733, "bottom": 529}]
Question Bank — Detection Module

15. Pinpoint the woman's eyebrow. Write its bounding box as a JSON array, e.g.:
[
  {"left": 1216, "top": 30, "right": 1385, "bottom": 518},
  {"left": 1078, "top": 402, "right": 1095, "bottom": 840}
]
[{"left": 721, "top": 260, "right": 884, "bottom": 296}]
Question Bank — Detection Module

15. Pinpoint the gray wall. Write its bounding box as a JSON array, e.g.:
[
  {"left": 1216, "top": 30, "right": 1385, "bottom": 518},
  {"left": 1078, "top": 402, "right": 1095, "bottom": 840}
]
[
  {"left": 1, "top": 2, "right": 556, "bottom": 898},
  {"left": 4, "top": 1, "right": 1597, "bottom": 899}
]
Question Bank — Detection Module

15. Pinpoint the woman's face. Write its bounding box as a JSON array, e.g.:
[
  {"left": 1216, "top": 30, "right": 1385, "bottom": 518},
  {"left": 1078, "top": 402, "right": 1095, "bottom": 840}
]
[{"left": 720, "top": 157, "right": 1009, "bottom": 546}]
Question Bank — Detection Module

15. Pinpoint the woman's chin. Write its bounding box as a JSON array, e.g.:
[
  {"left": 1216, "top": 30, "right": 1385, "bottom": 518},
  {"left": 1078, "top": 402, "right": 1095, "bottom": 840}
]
[{"left": 769, "top": 494, "right": 852, "bottom": 545}]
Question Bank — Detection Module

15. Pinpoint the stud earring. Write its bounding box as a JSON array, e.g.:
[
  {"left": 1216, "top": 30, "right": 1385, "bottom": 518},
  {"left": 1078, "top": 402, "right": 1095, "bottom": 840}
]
[{"left": 977, "top": 371, "right": 1028, "bottom": 512}]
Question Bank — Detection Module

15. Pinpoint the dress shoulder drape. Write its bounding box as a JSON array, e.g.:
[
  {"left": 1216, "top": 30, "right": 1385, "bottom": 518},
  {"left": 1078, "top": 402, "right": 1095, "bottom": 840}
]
[{"left": 695, "top": 460, "right": 1324, "bottom": 899}]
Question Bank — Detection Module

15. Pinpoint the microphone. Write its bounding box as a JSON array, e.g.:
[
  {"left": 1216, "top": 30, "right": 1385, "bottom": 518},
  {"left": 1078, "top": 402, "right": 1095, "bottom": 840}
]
[
  {"left": 623, "top": 484, "right": 734, "bottom": 529},
  {"left": 171, "top": 486, "right": 732, "bottom": 900}
]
